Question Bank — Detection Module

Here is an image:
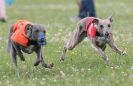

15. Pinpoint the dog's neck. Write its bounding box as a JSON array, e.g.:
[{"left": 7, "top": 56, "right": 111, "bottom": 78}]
[{"left": 27, "top": 40, "right": 38, "bottom": 45}]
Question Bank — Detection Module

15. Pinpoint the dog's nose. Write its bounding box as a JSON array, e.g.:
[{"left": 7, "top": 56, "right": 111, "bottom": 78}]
[{"left": 105, "top": 32, "right": 109, "bottom": 36}]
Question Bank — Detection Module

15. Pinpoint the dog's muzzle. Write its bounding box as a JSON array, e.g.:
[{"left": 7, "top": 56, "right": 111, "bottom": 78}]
[
  {"left": 104, "top": 32, "right": 110, "bottom": 38},
  {"left": 105, "top": 32, "right": 109, "bottom": 37},
  {"left": 38, "top": 32, "right": 46, "bottom": 45}
]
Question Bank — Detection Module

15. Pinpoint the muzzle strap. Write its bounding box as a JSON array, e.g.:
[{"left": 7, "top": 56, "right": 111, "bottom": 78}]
[{"left": 38, "top": 32, "right": 46, "bottom": 45}]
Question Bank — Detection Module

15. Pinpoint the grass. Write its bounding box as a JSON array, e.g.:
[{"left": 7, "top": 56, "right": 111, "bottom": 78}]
[{"left": 0, "top": 0, "right": 133, "bottom": 86}]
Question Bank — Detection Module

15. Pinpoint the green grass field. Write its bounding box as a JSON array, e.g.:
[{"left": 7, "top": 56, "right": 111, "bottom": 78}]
[{"left": 0, "top": 0, "right": 133, "bottom": 86}]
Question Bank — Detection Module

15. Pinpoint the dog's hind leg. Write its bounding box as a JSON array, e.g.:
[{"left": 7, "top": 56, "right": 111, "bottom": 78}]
[
  {"left": 16, "top": 49, "right": 25, "bottom": 61},
  {"left": 10, "top": 45, "right": 19, "bottom": 77},
  {"left": 12, "top": 42, "right": 25, "bottom": 61},
  {"left": 60, "top": 25, "right": 87, "bottom": 62}
]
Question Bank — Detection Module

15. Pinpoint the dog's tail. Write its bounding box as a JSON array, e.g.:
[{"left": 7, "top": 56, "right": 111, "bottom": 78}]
[
  {"left": 7, "top": 39, "right": 11, "bottom": 53},
  {"left": 7, "top": 25, "right": 13, "bottom": 53}
]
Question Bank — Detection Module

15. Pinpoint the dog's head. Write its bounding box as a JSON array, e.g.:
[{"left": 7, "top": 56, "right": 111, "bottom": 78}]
[
  {"left": 25, "top": 24, "right": 47, "bottom": 45},
  {"left": 92, "top": 16, "right": 113, "bottom": 38}
]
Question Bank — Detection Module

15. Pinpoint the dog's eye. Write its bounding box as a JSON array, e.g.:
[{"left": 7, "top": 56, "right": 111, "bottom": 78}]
[
  {"left": 108, "top": 24, "right": 111, "bottom": 28},
  {"left": 100, "top": 25, "right": 103, "bottom": 29}
]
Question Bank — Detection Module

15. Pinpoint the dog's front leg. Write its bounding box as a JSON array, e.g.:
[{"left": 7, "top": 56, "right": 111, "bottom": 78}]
[
  {"left": 34, "top": 46, "right": 42, "bottom": 66},
  {"left": 108, "top": 42, "right": 124, "bottom": 55},
  {"left": 91, "top": 38, "right": 109, "bottom": 64},
  {"left": 35, "top": 46, "right": 53, "bottom": 68},
  {"left": 41, "top": 54, "right": 54, "bottom": 69},
  {"left": 40, "top": 46, "right": 54, "bottom": 68},
  {"left": 108, "top": 34, "right": 126, "bottom": 55}
]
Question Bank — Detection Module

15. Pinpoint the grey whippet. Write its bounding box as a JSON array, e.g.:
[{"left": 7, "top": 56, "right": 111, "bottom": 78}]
[
  {"left": 60, "top": 16, "right": 126, "bottom": 64},
  {"left": 7, "top": 20, "right": 53, "bottom": 75}
]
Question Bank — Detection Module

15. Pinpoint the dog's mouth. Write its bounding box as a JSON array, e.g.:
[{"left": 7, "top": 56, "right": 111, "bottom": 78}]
[{"left": 37, "top": 32, "right": 47, "bottom": 45}]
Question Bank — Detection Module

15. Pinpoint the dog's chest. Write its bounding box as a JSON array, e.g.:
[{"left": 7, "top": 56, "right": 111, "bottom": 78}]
[
  {"left": 21, "top": 41, "right": 38, "bottom": 54},
  {"left": 21, "top": 45, "right": 36, "bottom": 54},
  {"left": 96, "top": 37, "right": 107, "bottom": 46}
]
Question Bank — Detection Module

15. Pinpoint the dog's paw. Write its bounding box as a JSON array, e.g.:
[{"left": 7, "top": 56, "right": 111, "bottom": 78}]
[
  {"left": 19, "top": 54, "right": 25, "bottom": 61},
  {"left": 34, "top": 60, "right": 40, "bottom": 66},
  {"left": 20, "top": 57, "right": 25, "bottom": 61},
  {"left": 42, "top": 63, "right": 54, "bottom": 69},
  {"left": 49, "top": 63, "right": 54, "bottom": 68},
  {"left": 60, "top": 56, "right": 65, "bottom": 63},
  {"left": 104, "top": 59, "right": 110, "bottom": 65},
  {"left": 121, "top": 51, "right": 127, "bottom": 55},
  {"left": 60, "top": 58, "right": 64, "bottom": 63}
]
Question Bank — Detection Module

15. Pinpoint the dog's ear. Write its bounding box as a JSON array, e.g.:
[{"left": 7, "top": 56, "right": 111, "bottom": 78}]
[
  {"left": 43, "top": 28, "right": 46, "bottom": 34},
  {"left": 25, "top": 24, "right": 33, "bottom": 38},
  {"left": 108, "top": 15, "right": 113, "bottom": 22},
  {"left": 41, "top": 26, "right": 47, "bottom": 35},
  {"left": 92, "top": 18, "right": 99, "bottom": 25}
]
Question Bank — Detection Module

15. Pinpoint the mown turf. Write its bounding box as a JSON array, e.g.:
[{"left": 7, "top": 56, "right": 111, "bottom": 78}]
[{"left": 0, "top": 0, "right": 133, "bottom": 86}]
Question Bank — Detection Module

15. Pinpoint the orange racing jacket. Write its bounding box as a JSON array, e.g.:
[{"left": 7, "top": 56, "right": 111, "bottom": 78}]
[{"left": 11, "top": 20, "right": 32, "bottom": 47}]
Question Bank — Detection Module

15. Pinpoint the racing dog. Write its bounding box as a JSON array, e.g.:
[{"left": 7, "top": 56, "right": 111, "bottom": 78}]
[
  {"left": 60, "top": 16, "right": 126, "bottom": 64},
  {"left": 7, "top": 20, "right": 53, "bottom": 75}
]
